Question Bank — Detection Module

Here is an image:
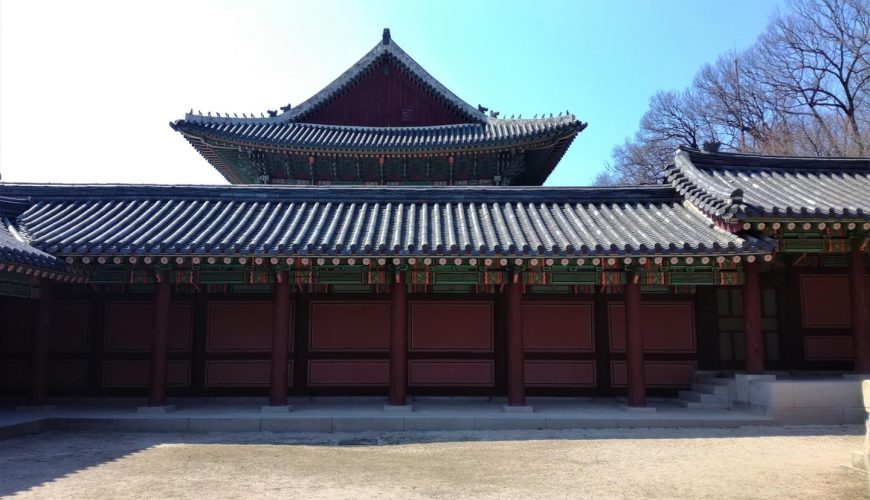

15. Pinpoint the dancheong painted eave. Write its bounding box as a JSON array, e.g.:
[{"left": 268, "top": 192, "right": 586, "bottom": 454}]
[
  {"left": 1, "top": 183, "right": 772, "bottom": 258},
  {"left": 668, "top": 147, "right": 870, "bottom": 222}
]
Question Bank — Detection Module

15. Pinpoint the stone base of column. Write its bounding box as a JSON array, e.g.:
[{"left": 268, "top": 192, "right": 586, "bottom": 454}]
[
  {"left": 735, "top": 373, "right": 776, "bottom": 405},
  {"left": 620, "top": 404, "right": 656, "bottom": 413},
  {"left": 261, "top": 405, "right": 294, "bottom": 413},
  {"left": 851, "top": 451, "right": 870, "bottom": 471},
  {"left": 383, "top": 404, "right": 413, "bottom": 412},
  {"left": 15, "top": 405, "right": 56, "bottom": 413},
  {"left": 501, "top": 405, "right": 534, "bottom": 413},
  {"left": 137, "top": 405, "right": 176, "bottom": 414}
]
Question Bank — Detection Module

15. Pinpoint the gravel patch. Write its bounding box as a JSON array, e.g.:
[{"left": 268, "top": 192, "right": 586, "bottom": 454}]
[{"left": 0, "top": 426, "right": 866, "bottom": 499}]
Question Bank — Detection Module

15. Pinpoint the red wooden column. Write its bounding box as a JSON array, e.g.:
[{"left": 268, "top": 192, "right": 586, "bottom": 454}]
[
  {"left": 147, "top": 273, "right": 172, "bottom": 407},
  {"left": 269, "top": 271, "right": 291, "bottom": 406},
  {"left": 850, "top": 239, "right": 870, "bottom": 372},
  {"left": 29, "top": 281, "right": 53, "bottom": 405},
  {"left": 625, "top": 272, "right": 646, "bottom": 406},
  {"left": 506, "top": 272, "right": 526, "bottom": 406},
  {"left": 743, "top": 260, "right": 764, "bottom": 374},
  {"left": 389, "top": 269, "right": 408, "bottom": 406}
]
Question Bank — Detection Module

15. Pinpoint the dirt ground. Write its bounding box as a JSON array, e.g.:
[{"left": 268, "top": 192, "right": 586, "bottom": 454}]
[{"left": 0, "top": 426, "right": 867, "bottom": 499}]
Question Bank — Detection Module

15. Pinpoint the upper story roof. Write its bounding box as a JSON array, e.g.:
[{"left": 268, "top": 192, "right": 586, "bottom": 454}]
[
  {"left": 1, "top": 183, "right": 768, "bottom": 258},
  {"left": 668, "top": 147, "right": 870, "bottom": 222},
  {"left": 171, "top": 29, "right": 586, "bottom": 186}
]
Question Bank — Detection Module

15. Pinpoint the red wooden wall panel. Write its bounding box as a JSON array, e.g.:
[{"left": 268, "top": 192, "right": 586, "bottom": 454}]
[
  {"left": 0, "top": 360, "right": 29, "bottom": 387},
  {"left": 804, "top": 336, "right": 853, "bottom": 360},
  {"left": 799, "top": 275, "right": 870, "bottom": 328},
  {"left": 609, "top": 302, "right": 695, "bottom": 352},
  {"left": 610, "top": 361, "right": 697, "bottom": 387},
  {"left": 105, "top": 302, "right": 192, "bottom": 352},
  {"left": 522, "top": 302, "right": 594, "bottom": 352},
  {"left": 303, "top": 60, "right": 467, "bottom": 127},
  {"left": 207, "top": 302, "right": 289, "bottom": 352},
  {"left": 307, "top": 360, "right": 390, "bottom": 386},
  {"left": 409, "top": 302, "right": 493, "bottom": 351},
  {"left": 1, "top": 299, "right": 35, "bottom": 352},
  {"left": 47, "top": 361, "right": 88, "bottom": 387},
  {"left": 102, "top": 360, "right": 190, "bottom": 387},
  {"left": 50, "top": 302, "right": 89, "bottom": 351},
  {"left": 204, "top": 360, "right": 292, "bottom": 387},
  {"left": 408, "top": 360, "right": 494, "bottom": 386},
  {"left": 309, "top": 301, "right": 390, "bottom": 351},
  {"left": 524, "top": 361, "right": 596, "bottom": 387}
]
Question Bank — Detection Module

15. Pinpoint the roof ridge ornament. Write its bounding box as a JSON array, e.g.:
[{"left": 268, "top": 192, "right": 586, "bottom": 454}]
[{"left": 383, "top": 28, "right": 391, "bottom": 45}]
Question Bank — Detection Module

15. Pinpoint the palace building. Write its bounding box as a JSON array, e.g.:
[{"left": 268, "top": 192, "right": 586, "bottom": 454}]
[{"left": 1, "top": 30, "right": 868, "bottom": 411}]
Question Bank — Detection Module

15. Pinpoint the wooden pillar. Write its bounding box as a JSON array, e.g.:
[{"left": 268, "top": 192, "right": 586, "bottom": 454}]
[
  {"left": 850, "top": 239, "right": 870, "bottom": 372},
  {"left": 625, "top": 272, "right": 645, "bottom": 406},
  {"left": 147, "top": 273, "right": 172, "bottom": 407},
  {"left": 29, "top": 282, "right": 52, "bottom": 405},
  {"left": 269, "top": 272, "right": 291, "bottom": 405},
  {"left": 506, "top": 273, "right": 525, "bottom": 406},
  {"left": 389, "top": 270, "right": 408, "bottom": 406},
  {"left": 743, "top": 260, "right": 764, "bottom": 374}
]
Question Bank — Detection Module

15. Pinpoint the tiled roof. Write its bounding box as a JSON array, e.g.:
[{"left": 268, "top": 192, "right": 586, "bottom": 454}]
[
  {"left": 0, "top": 197, "right": 66, "bottom": 271},
  {"left": 2, "top": 184, "right": 770, "bottom": 257},
  {"left": 172, "top": 115, "right": 585, "bottom": 153},
  {"left": 668, "top": 147, "right": 870, "bottom": 221}
]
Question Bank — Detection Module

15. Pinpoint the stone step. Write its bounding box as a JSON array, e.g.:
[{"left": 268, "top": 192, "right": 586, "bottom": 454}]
[
  {"left": 678, "top": 390, "right": 728, "bottom": 404},
  {"left": 691, "top": 383, "right": 729, "bottom": 396},
  {"left": 674, "top": 399, "right": 729, "bottom": 410}
]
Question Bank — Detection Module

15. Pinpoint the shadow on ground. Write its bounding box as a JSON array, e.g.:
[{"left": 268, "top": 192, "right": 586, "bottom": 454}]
[{"left": 0, "top": 425, "right": 864, "bottom": 497}]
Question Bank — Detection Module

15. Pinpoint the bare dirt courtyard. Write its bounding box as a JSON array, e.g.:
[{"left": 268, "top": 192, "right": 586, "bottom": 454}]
[{"left": 0, "top": 426, "right": 867, "bottom": 499}]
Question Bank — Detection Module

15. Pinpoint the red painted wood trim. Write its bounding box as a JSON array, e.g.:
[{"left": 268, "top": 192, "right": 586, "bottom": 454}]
[
  {"left": 269, "top": 275, "right": 291, "bottom": 405},
  {"left": 803, "top": 336, "right": 854, "bottom": 360},
  {"left": 103, "top": 360, "right": 190, "bottom": 388},
  {"left": 624, "top": 276, "right": 645, "bottom": 406},
  {"left": 610, "top": 360, "right": 697, "bottom": 388},
  {"left": 47, "top": 360, "right": 88, "bottom": 388},
  {"left": 524, "top": 360, "right": 596, "bottom": 387},
  {"left": 205, "top": 360, "right": 291, "bottom": 388},
  {"left": 147, "top": 277, "right": 171, "bottom": 406},
  {"left": 407, "top": 360, "right": 495, "bottom": 387},
  {"left": 506, "top": 280, "right": 525, "bottom": 405},
  {"left": 389, "top": 271, "right": 408, "bottom": 405},
  {"left": 850, "top": 241, "right": 870, "bottom": 372},
  {"left": 307, "top": 360, "right": 389, "bottom": 387},
  {"left": 743, "top": 261, "right": 764, "bottom": 374},
  {"left": 29, "top": 282, "right": 52, "bottom": 404}
]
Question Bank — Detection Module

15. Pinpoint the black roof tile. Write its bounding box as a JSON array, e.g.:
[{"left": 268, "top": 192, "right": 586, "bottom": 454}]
[
  {"left": 2, "top": 183, "right": 770, "bottom": 258},
  {"left": 668, "top": 147, "right": 870, "bottom": 221}
]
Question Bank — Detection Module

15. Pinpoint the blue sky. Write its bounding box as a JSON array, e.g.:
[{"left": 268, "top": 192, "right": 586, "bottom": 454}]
[{"left": 0, "top": 0, "right": 783, "bottom": 185}]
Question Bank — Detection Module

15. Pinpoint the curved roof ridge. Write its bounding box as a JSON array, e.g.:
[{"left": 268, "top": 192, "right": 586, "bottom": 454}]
[
  {"left": 669, "top": 146, "right": 870, "bottom": 221},
  {"left": 679, "top": 146, "right": 870, "bottom": 171}
]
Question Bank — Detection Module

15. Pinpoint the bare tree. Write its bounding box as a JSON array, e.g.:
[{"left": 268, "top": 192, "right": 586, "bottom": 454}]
[
  {"left": 601, "top": 89, "right": 718, "bottom": 184},
  {"left": 761, "top": 0, "right": 870, "bottom": 155},
  {"left": 597, "top": 0, "right": 870, "bottom": 185}
]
